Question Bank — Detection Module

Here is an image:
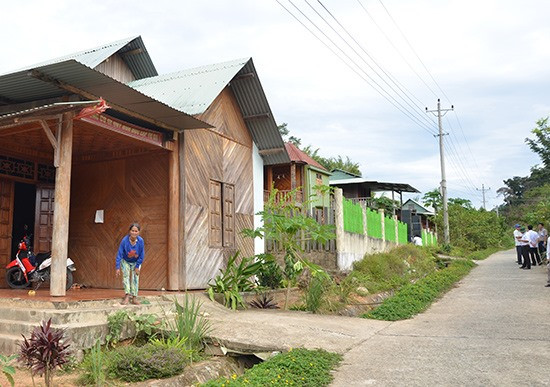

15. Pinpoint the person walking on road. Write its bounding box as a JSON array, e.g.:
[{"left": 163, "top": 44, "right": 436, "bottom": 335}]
[
  {"left": 538, "top": 223, "right": 547, "bottom": 256},
  {"left": 546, "top": 242, "right": 550, "bottom": 287},
  {"left": 524, "top": 225, "right": 542, "bottom": 267},
  {"left": 513, "top": 224, "right": 523, "bottom": 265}
]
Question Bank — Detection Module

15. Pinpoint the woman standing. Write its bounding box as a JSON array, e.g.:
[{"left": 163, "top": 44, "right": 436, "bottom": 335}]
[{"left": 115, "top": 223, "right": 145, "bottom": 305}]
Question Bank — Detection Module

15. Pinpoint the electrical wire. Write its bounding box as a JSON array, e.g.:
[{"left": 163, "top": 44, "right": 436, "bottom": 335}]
[{"left": 277, "top": 0, "right": 439, "bottom": 135}]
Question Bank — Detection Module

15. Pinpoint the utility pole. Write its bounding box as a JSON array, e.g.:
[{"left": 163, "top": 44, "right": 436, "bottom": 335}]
[
  {"left": 476, "top": 184, "right": 490, "bottom": 210},
  {"left": 426, "top": 99, "right": 453, "bottom": 245}
]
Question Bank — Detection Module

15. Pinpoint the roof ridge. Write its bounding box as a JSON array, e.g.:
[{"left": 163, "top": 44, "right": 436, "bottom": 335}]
[{"left": 129, "top": 57, "right": 250, "bottom": 86}]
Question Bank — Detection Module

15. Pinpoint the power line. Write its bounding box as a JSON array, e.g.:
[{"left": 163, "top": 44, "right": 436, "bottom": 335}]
[
  {"left": 311, "top": 0, "right": 438, "bottom": 131},
  {"left": 356, "top": 0, "right": 439, "bottom": 100},
  {"left": 276, "top": 0, "right": 439, "bottom": 135},
  {"left": 377, "top": 0, "right": 452, "bottom": 104}
]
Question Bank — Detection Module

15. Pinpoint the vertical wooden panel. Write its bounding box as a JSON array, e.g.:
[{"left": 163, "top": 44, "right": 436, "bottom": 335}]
[
  {"left": 209, "top": 180, "right": 222, "bottom": 247},
  {"left": 69, "top": 152, "right": 169, "bottom": 290},
  {"left": 0, "top": 178, "right": 14, "bottom": 288},
  {"left": 223, "top": 184, "right": 235, "bottom": 248},
  {"left": 34, "top": 186, "right": 54, "bottom": 253}
]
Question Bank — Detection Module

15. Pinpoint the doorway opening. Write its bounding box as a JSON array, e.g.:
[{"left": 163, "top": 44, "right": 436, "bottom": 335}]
[{"left": 10, "top": 182, "right": 36, "bottom": 258}]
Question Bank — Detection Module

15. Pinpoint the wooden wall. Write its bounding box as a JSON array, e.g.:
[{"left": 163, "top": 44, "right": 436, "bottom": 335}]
[
  {"left": 94, "top": 54, "right": 136, "bottom": 84},
  {"left": 69, "top": 152, "right": 169, "bottom": 290},
  {"left": 184, "top": 87, "right": 254, "bottom": 289}
]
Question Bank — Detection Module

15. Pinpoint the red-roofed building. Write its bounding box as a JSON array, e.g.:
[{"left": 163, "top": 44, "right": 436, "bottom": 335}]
[{"left": 264, "top": 142, "right": 331, "bottom": 208}]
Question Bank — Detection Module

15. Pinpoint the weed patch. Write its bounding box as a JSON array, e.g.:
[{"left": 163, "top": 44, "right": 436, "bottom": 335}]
[
  {"left": 202, "top": 348, "right": 342, "bottom": 387},
  {"left": 363, "top": 259, "right": 475, "bottom": 321}
]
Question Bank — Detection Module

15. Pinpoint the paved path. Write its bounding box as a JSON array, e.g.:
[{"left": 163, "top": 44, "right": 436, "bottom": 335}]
[
  {"left": 204, "top": 250, "right": 550, "bottom": 386},
  {"left": 332, "top": 249, "right": 550, "bottom": 386}
]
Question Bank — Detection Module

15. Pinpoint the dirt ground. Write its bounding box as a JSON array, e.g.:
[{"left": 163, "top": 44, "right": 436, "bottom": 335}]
[{"left": 1, "top": 367, "right": 81, "bottom": 387}]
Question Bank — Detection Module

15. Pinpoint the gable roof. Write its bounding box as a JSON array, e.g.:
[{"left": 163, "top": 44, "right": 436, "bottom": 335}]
[
  {"left": 129, "top": 58, "right": 289, "bottom": 165},
  {"left": 329, "top": 168, "right": 362, "bottom": 180},
  {"left": 128, "top": 58, "right": 247, "bottom": 115},
  {"left": 2, "top": 36, "right": 157, "bottom": 80},
  {"left": 402, "top": 199, "right": 435, "bottom": 215},
  {"left": 285, "top": 142, "right": 327, "bottom": 171}
]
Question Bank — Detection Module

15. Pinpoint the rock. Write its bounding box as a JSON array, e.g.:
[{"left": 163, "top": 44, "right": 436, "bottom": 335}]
[{"left": 356, "top": 286, "right": 369, "bottom": 295}]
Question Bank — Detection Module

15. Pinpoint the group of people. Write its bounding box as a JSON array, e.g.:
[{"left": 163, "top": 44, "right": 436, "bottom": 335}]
[{"left": 513, "top": 223, "right": 550, "bottom": 287}]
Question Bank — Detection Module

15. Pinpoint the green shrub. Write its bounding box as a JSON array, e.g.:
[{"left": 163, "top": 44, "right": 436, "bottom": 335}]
[
  {"left": 202, "top": 348, "right": 342, "bottom": 387},
  {"left": 257, "top": 257, "right": 284, "bottom": 289},
  {"left": 350, "top": 245, "right": 436, "bottom": 293},
  {"left": 364, "top": 259, "right": 475, "bottom": 321},
  {"left": 79, "top": 341, "right": 106, "bottom": 386},
  {"left": 304, "top": 276, "right": 328, "bottom": 313},
  {"left": 106, "top": 344, "right": 188, "bottom": 382},
  {"left": 164, "top": 296, "right": 211, "bottom": 353},
  {"left": 208, "top": 252, "right": 262, "bottom": 310}
]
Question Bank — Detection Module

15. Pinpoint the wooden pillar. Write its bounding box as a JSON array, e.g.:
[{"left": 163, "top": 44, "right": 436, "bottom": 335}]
[
  {"left": 167, "top": 134, "right": 180, "bottom": 290},
  {"left": 290, "top": 163, "right": 296, "bottom": 190},
  {"left": 178, "top": 132, "right": 187, "bottom": 290},
  {"left": 50, "top": 112, "right": 74, "bottom": 296}
]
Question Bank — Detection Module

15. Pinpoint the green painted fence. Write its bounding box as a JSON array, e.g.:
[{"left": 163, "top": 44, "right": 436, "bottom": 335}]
[
  {"left": 421, "top": 229, "right": 437, "bottom": 246},
  {"left": 398, "top": 221, "right": 408, "bottom": 245},
  {"left": 366, "top": 208, "right": 382, "bottom": 239},
  {"left": 343, "top": 198, "right": 364, "bottom": 234}
]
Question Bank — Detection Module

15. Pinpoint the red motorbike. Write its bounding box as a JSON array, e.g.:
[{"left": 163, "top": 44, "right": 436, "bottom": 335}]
[{"left": 6, "top": 232, "right": 76, "bottom": 291}]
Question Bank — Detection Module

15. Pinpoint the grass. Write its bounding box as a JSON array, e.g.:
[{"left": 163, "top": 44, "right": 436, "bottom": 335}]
[
  {"left": 465, "top": 247, "right": 503, "bottom": 260},
  {"left": 363, "top": 259, "right": 476, "bottom": 321},
  {"left": 202, "top": 348, "right": 342, "bottom": 387},
  {"left": 344, "top": 245, "right": 438, "bottom": 294}
]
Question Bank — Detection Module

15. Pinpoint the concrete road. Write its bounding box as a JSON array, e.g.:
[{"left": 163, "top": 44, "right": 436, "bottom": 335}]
[{"left": 332, "top": 250, "right": 550, "bottom": 386}]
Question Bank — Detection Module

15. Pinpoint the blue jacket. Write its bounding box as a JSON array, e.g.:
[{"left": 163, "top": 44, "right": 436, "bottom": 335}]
[{"left": 115, "top": 235, "right": 145, "bottom": 269}]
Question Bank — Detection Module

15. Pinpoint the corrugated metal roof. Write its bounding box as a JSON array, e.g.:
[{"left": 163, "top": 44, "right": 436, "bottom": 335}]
[
  {"left": 329, "top": 178, "right": 419, "bottom": 193},
  {"left": 0, "top": 60, "right": 209, "bottom": 131},
  {"left": 129, "top": 58, "right": 289, "bottom": 165},
  {"left": 128, "top": 58, "right": 248, "bottom": 115},
  {"left": 285, "top": 142, "right": 327, "bottom": 171},
  {"left": 1, "top": 36, "right": 157, "bottom": 80},
  {"left": 0, "top": 101, "right": 99, "bottom": 124}
]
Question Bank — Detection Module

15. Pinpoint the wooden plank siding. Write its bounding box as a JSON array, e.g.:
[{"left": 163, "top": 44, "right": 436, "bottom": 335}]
[
  {"left": 68, "top": 151, "right": 169, "bottom": 290},
  {"left": 184, "top": 87, "right": 254, "bottom": 289},
  {"left": 94, "top": 54, "right": 136, "bottom": 84}
]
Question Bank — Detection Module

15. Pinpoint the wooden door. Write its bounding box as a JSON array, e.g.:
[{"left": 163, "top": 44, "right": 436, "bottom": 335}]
[
  {"left": 0, "top": 179, "right": 14, "bottom": 288},
  {"left": 34, "top": 185, "right": 55, "bottom": 253}
]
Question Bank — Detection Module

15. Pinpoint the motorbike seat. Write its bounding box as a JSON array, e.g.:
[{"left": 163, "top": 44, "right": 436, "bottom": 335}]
[{"left": 34, "top": 252, "right": 51, "bottom": 268}]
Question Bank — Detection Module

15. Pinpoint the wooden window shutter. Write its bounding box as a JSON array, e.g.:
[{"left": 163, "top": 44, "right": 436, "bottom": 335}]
[
  {"left": 209, "top": 180, "right": 222, "bottom": 247},
  {"left": 223, "top": 184, "right": 235, "bottom": 247}
]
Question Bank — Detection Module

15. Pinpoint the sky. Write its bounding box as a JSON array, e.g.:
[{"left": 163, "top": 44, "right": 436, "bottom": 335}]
[{"left": 2, "top": 0, "right": 549, "bottom": 209}]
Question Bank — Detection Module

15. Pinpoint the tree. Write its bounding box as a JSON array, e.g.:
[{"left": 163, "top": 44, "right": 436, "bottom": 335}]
[
  {"left": 525, "top": 117, "right": 550, "bottom": 169},
  {"left": 448, "top": 197, "right": 473, "bottom": 209},
  {"left": 278, "top": 123, "right": 301, "bottom": 147},
  {"left": 243, "top": 188, "right": 334, "bottom": 309},
  {"left": 422, "top": 188, "right": 442, "bottom": 213},
  {"left": 277, "top": 123, "right": 362, "bottom": 176}
]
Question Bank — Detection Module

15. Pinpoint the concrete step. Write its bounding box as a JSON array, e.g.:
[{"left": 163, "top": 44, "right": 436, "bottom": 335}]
[
  {"left": 0, "top": 300, "right": 174, "bottom": 325},
  {"left": 0, "top": 333, "right": 23, "bottom": 356}
]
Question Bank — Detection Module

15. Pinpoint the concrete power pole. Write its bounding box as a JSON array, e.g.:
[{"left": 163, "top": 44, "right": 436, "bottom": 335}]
[
  {"left": 476, "top": 184, "right": 490, "bottom": 210},
  {"left": 426, "top": 99, "right": 453, "bottom": 245}
]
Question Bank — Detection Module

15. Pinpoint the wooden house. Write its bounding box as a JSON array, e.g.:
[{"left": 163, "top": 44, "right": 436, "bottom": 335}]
[
  {"left": 264, "top": 142, "right": 331, "bottom": 208},
  {"left": 0, "top": 36, "right": 288, "bottom": 295}
]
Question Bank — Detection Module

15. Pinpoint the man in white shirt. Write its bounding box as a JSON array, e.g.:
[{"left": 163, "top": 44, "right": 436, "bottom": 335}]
[
  {"left": 524, "top": 225, "right": 542, "bottom": 267},
  {"left": 412, "top": 235, "right": 423, "bottom": 246},
  {"left": 519, "top": 227, "right": 531, "bottom": 269},
  {"left": 546, "top": 242, "right": 550, "bottom": 287},
  {"left": 513, "top": 224, "right": 523, "bottom": 265}
]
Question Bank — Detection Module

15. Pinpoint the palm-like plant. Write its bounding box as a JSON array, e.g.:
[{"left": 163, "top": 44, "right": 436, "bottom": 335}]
[{"left": 19, "top": 318, "right": 72, "bottom": 387}]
